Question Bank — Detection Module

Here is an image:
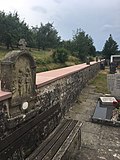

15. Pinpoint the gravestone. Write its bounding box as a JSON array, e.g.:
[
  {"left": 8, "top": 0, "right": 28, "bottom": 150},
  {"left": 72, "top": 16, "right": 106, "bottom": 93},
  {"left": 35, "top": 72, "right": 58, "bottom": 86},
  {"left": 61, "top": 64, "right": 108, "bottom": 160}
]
[
  {"left": 1, "top": 45, "right": 36, "bottom": 117},
  {"left": 96, "top": 56, "right": 98, "bottom": 62},
  {"left": 107, "top": 73, "right": 120, "bottom": 98},
  {"left": 109, "top": 62, "right": 116, "bottom": 74},
  {"left": 100, "top": 61, "right": 105, "bottom": 70}
]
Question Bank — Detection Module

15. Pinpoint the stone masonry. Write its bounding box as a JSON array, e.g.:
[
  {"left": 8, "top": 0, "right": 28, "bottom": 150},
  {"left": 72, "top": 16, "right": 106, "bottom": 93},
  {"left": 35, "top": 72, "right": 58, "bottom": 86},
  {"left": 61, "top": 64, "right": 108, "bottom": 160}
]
[{"left": 0, "top": 49, "right": 101, "bottom": 159}]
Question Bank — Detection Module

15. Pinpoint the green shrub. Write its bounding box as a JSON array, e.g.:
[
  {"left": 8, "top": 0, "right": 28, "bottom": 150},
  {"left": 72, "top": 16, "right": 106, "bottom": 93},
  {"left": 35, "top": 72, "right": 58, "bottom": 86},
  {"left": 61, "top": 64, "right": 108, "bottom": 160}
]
[
  {"left": 68, "top": 56, "right": 80, "bottom": 64},
  {"left": 89, "top": 56, "right": 94, "bottom": 61},
  {"left": 52, "top": 48, "right": 69, "bottom": 63}
]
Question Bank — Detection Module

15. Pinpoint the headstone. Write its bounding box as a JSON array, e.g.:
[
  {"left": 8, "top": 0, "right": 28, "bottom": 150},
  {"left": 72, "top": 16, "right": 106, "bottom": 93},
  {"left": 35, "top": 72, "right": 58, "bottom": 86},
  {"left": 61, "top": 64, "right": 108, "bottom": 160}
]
[
  {"left": 107, "top": 73, "right": 120, "bottom": 98},
  {"left": 109, "top": 62, "right": 116, "bottom": 74},
  {"left": 100, "top": 61, "right": 105, "bottom": 70},
  {"left": 96, "top": 56, "right": 98, "bottom": 62},
  {"left": 1, "top": 49, "right": 36, "bottom": 117}
]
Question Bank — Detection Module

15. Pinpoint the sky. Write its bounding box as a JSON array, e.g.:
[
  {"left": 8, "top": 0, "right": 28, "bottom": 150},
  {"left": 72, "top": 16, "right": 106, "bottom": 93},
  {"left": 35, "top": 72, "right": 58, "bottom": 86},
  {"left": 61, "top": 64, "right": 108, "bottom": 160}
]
[{"left": 0, "top": 0, "right": 120, "bottom": 51}]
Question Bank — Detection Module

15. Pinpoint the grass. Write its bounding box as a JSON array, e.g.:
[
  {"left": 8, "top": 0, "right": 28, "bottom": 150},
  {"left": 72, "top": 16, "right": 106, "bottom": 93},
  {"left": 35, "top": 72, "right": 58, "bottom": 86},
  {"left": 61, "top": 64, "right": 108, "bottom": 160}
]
[
  {"left": 0, "top": 47, "right": 10, "bottom": 60},
  {"left": 90, "top": 69, "right": 109, "bottom": 94},
  {"left": 26, "top": 49, "right": 81, "bottom": 72},
  {"left": 0, "top": 46, "right": 81, "bottom": 72}
]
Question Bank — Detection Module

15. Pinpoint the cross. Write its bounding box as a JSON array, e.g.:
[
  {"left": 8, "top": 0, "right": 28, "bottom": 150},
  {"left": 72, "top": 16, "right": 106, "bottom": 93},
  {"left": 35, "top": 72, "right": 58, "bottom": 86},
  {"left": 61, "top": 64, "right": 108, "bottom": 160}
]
[{"left": 19, "top": 39, "right": 27, "bottom": 50}]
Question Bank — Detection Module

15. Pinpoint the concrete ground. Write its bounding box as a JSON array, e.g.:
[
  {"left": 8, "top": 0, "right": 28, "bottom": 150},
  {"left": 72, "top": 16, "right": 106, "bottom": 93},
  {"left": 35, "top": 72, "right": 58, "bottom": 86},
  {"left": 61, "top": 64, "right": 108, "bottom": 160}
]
[{"left": 65, "top": 85, "right": 120, "bottom": 160}]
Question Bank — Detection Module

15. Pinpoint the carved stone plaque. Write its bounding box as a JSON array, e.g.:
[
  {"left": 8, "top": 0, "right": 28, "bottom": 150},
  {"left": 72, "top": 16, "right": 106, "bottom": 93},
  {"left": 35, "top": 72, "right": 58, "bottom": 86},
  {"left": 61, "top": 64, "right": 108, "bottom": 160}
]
[{"left": 1, "top": 50, "right": 36, "bottom": 116}]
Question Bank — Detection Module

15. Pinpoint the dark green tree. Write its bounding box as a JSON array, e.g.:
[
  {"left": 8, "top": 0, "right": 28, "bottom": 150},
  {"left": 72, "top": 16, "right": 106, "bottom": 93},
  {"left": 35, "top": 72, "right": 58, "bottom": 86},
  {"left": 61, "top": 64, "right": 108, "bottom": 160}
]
[
  {"left": 0, "top": 11, "right": 21, "bottom": 49},
  {"left": 52, "top": 48, "right": 69, "bottom": 63},
  {"left": 102, "top": 34, "right": 119, "bottom": 59},
  {"left": 30, "top": 26, "right": 39, "bottom": 48},
  {"left": 37, "top": 22, "right": 60, "bottom": 50},
  {"left": 72, "top": 29, "right": 96, "bottom": 61},
  {"left": 0, "top": 11, "right": 33, "bottom": 49}
]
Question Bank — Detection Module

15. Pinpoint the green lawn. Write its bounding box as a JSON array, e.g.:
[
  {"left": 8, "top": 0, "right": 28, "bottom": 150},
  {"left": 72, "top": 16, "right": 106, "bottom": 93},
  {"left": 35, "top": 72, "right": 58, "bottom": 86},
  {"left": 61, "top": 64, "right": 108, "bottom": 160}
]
[{"left": 90, "top": 69, "right": 109, "bottom": 94}]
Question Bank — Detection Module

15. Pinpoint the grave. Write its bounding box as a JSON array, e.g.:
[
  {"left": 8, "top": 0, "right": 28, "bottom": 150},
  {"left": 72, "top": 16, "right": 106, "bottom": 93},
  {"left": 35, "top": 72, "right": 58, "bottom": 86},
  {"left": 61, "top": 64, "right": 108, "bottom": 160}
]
[
  {"left": 92, "top": 53, "right": 120, "bottom": 126},
  {"left": 92, "top": 97, "right": 120, "bottom": 126},
  {"left": 92, "top": 70, "right": 120, "bottom": 126}
]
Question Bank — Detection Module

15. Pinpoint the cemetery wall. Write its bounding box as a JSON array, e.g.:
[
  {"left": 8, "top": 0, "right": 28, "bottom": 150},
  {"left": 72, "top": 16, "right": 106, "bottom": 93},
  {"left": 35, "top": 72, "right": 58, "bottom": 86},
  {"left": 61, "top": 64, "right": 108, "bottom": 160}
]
[
  {"left": 0, "top": 52, "right": 101, "bottom": 159},
  {"left": 36, "top": 63, "right": 100, "bottom": 117}
]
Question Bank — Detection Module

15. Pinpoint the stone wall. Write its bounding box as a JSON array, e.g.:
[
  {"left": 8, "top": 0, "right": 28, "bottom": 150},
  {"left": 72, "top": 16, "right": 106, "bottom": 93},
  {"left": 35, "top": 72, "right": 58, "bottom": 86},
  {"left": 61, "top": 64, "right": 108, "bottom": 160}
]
[
  {"left": 36, "top": 63, "right": 99, "bottom": 117},
  {"left": 0, "top": 50, "right": 100, "bottom": 159}
]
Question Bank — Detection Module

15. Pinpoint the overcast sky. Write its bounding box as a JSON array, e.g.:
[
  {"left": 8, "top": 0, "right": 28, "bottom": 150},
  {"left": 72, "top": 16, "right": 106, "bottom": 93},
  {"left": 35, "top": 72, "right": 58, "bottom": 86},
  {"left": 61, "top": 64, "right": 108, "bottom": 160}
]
[{"left": 0, "top": 0, "right": 120, "bottom": 50}]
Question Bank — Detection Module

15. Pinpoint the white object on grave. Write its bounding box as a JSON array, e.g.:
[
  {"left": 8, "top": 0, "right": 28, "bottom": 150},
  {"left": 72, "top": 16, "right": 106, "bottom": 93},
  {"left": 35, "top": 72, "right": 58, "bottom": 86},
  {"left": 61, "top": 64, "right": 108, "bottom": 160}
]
[
  {"left": 99, "top": 97, "right": 117, "bottom": 105},
  {"left": 22, "top": 102, "right": 28, "bottom": 110}
]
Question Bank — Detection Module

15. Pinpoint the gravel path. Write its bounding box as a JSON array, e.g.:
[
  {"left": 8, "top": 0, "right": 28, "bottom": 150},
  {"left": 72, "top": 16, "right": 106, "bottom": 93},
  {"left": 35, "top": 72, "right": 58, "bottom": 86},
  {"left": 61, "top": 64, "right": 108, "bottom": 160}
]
[{"left": 65, "top": 85, "right": 120, "bottom": 160}]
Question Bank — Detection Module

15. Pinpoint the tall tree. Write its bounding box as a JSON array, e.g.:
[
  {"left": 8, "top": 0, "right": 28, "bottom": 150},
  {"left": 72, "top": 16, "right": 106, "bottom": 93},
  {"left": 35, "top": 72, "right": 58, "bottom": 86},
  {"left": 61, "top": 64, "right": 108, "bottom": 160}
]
[
  {"left": 0, "top": 11, "right": 33, "bottom": 49},
  {"left": 30, "top": 26, "right": 39, "bottom": 48},
  {"left": 60, "top": 40, "right": 75, "bottom": 53},
  {"left": 37, "top": 22, "right": 60, "bottom": 50},
  {"left": 102, "top": 34, "right": 119, "bottom": 59},
  {"left": 72, "top": 28, "right": 96, "bottom": 61}
]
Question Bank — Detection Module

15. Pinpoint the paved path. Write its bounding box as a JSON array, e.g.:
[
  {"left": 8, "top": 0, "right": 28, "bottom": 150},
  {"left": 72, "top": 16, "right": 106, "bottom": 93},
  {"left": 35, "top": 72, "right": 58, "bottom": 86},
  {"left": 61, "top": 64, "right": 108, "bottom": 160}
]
[{"left": 65, "top": 85, "right": 120, "bottom": 160}]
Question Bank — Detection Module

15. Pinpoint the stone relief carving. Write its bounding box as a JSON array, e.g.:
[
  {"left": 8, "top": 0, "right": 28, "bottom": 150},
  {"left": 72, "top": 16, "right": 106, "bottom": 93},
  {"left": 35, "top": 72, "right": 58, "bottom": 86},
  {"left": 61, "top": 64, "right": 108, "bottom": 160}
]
[
  {"left": 25, "top": 67, "right": 32, "bottom": 94},
  {"left": 1, "top": 50, "right": 36, "bottom": 116},
  {"left": 17, "top": 67, "right": 32, "bottom": 97},
  {"left": 12, "top": 79, "right": 16, "bottom": 95},
  {"left": 18, "top": 69, "right": 23, "bottom": 96}
]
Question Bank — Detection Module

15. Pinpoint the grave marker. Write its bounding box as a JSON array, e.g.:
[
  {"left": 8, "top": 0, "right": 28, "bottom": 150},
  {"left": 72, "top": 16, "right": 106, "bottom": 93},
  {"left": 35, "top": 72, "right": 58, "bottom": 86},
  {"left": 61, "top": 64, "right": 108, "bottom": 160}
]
[{"left": 107, "top": 73, "right": 120, "bottom": 98}]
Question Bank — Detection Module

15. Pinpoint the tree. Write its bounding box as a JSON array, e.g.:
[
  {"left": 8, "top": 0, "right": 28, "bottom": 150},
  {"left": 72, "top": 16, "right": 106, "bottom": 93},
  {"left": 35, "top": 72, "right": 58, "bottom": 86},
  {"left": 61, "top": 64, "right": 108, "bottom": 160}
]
[
  {"left": 0, "top": 11, "right": 20, "bottom": 49},
  {"left": 52, "top": 48, "right": 69, "bottom": 63},
  {"left": 0, "top": 11, "right": 33, "bottom": 49},
  {"left": 30, "top": 26, "right": 39, "bottom": 48},
  {"left": 72, "top": 29, "right": 96, "bottom": 61},
  {"left": 37, "top": 22, "right": 60, "bottom": 50},
  {"left": 102, "top": 34, "right": 119, "bottom": 59}
]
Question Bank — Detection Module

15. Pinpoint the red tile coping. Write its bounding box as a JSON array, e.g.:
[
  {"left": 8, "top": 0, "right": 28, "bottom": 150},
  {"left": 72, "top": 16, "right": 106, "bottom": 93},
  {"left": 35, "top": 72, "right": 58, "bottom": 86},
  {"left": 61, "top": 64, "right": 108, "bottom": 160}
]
[
  {"left": 36, "top": 61, "right": 97, "bottom": 88},
  {"left": 0, "top": 90, "right": 12, "bottom": 101},
  {"left": 0, "top": 61, "right": 98, "bottom": 101}
]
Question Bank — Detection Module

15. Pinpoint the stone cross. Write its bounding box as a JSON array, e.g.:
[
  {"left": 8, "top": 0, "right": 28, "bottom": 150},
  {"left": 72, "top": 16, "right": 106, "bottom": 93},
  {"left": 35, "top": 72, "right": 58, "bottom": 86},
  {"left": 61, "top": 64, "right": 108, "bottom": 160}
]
[{"left": 19, "top": 39, "right": 27, "bottom": 50}]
